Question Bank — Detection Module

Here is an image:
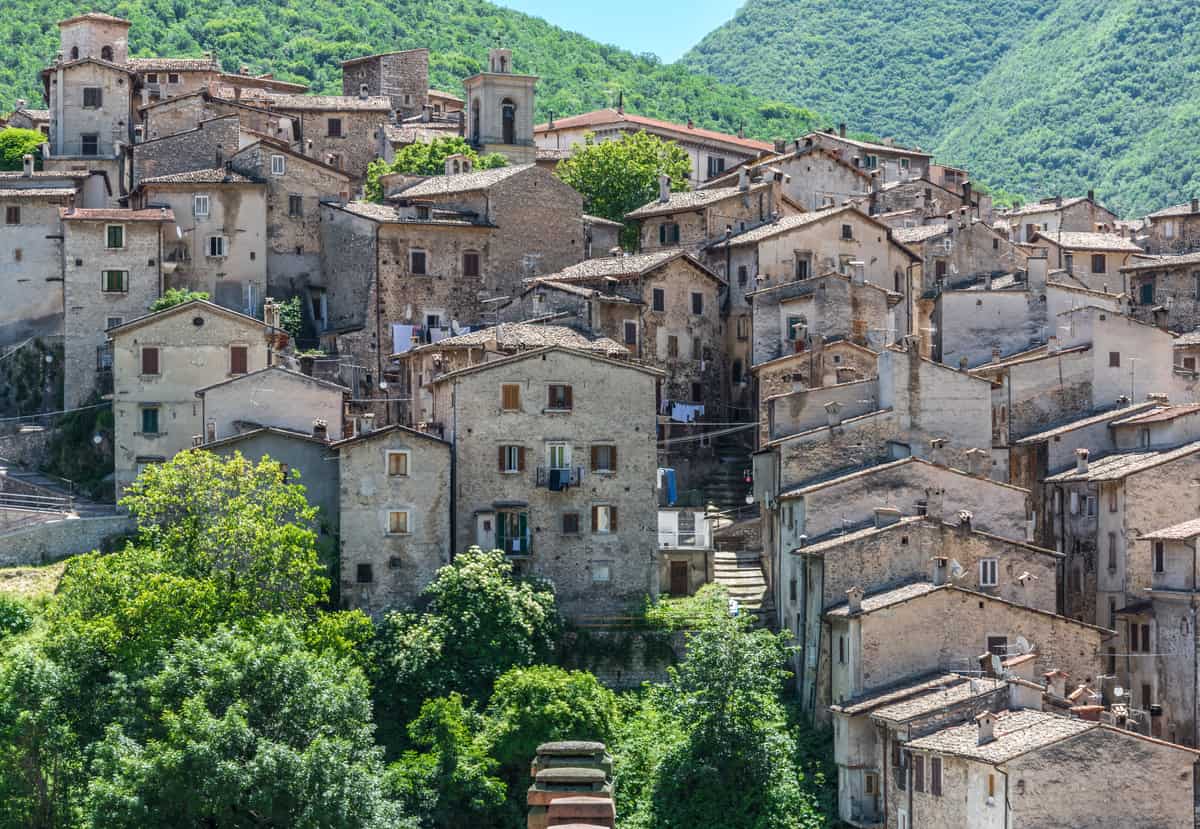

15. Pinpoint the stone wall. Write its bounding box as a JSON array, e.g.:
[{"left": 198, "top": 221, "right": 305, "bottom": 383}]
[
  {"left": 287, "top": 108, "right": 389, "bottom": 184},
  {"left": 0, "top": 192, "right": 67, "bottom": 348},
  {"left": 342, "top": 50, "right": 429, "bottom": 119},
  {"left": 0, "top": 513, "right": 133, "bottom": 566},
  {"left": 132, "top": 116, "right": 240, "bottom": 185},
  {"left": 558, "top": 628, "right": 687, "bottom": 690}
]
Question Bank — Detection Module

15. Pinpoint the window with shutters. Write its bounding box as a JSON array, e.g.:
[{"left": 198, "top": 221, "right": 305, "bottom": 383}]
[
  {"left": 592, "top": 504, "right": 617, "bottom": 534},
  {"left": 737, "top": 265, "right": 748, "bottom": 285},
  {"left": 930, "top": 757, "right": 942, "bottom": 796},
  {"left": 1109, "top": 351, "right": 1120, "bottom": 367},
  {"left": 652, "top": 287, "right": 665, "bottom": 312},
  {"left": 229, "top": 345, "right": 248, "bottom": 375},
  {"left": 692, "top": 337, "right": 702, "bottom": 361},
  {"left": 591, "top": 444, "right": 616, "bottom": 473},
  {"left": 327, "top": 117, "right": 343, "bottom": 137},
  {"left": 913, "top": 755, "right": 925, "bottom": 793},
  {"left": 498, "top": 445, "right": 524, "bottom": 474},
  {"left": 841, "top": 223, "right": 853, "bottom": 240},
  {"left": 1091, "top": 254, "right": 1106, "bottom": 274},
  {"left": 140, "top": 406, "right": 160, "bottom": 434},
  {"left": 562, "top": 512, "right": 580, "bottom": 534},
  {"left": 893, "top": 741, "right": 905, "bottom": 790},
  {"left": 410, "top": 249, "right": 427, "bottom": 275},
  {"left": 141, "top": 346, "right": 160, "bottom": 376},
  {"left": 387, "top": 510, "right": 410, "bottom": 535},
  {"left": 623, "top": 321, "right": 637, "bottom": 346},
  {"left": 666, "top": 335, "right": 678, "bottom": 358},
  {"left": 736, "top": 316, "right": 749, "bottom": 340},
  {"left": 1109, "top": 490, "right": 1118, "bottom": 512},
  {"left": 1142, "top": 623, "right": 1151, "bottom": 652},
  {"left": 987, "top": 774, "right": 995, "bottom": 799},
  {"left": 658, "top": 222, "right": 680, "bottom": 245},
  {"left": 101, "top": 270, "right": 128, "bottom": 293},
  {"left": 387, "top": 450, "right": 409, "bottom": 477},
  {"left": 105, "top": 224, "right": 124, "bottom": 249},
  {"left": 206, "top": 235, "right": 227, "bottom": 257},
  {"left": 4, "top": 206, "right": 18, "bottom": 225},
  {"left": 82, "top": 87, "right": 102, "bottom": 108},
  {"left": 1108, "top": 532, "right": 1118, "bottom": 571},
  {"left": 691, "top": 292, "right": 703, "bottom": 315},
  {"left": 463, "top": 250, "right": 480, "bottom": 277},
  {"left": 838, "top": 635, "right": 846, "bottom": 664},
  {"left": 501, "top": 384, "right": 520, "bottom": 411},
  {"left": 547, "top": 384, "right": 572, "bottom": 411},
  {"left": 288, "top": 194, "right": 302, "bottom": 217},
  {"left": 194, "top": 194, "right": 210, "bottom": 217},
  {"left": 270, "top": 154, "right": 286, "bottom": 175}
]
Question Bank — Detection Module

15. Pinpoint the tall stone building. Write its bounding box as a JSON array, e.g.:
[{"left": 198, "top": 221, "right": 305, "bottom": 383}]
[{"left": 464, "top": 49, "right": 536, "bottom": 164}]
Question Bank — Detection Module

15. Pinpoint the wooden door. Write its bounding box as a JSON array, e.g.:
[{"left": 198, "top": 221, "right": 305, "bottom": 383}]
[{"left": 669, "top": 561, "right": 689, "bottom": 596}]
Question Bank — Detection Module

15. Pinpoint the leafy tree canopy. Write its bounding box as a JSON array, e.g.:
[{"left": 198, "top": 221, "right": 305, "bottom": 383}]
[
  {"left": 365, "top": 137, "right": 507, "bottom": 201},
  {"left": 555, "top": 131, "right": 691, "bottom": 248},
  {"left": 148, "top": 288, "right": 209, "bottom": 312},
  {"left": 0, "top": 128, "right": 43, "bottom": 171}
]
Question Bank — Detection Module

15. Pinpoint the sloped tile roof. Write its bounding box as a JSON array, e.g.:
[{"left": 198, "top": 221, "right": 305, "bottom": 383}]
[
  {"left": 392, "top": 164, "right": 534, "bottom": 197},
  {"left": 905, "top": 709, "right": 1093, "bottom": 763},
  {"left": 139, "top": 168, "right": 258, "bottom": 185},
  {"left": 1148, "top": 202, "right": 1200, "bottom": 219},
  {"left": 625, "top": 181, "right": 770, "bottom": 220},
  {"left": 127, "top": 57, "right": 219, "bottom": 72},
  {"left": 1141, "top": 517, "right": 1200, "bottom": 541},
  {"left": 1039, "top": 231, "right": 1143, "bottom": 252},
  {"left": 871, "top": 677, "right": 1007, "bottom": 724},
  {"left": 534, "top": 108, "right": 774, "bottom": 153},
  {"left": 1002, "top": 197, "right": 1090, "bottom": 218},
  {"left": 60, "top": 207, "right": 173, "bottom": 222},
  {"left": 825, "top": 581, "right": 942, "bottom": 617},
  {"left": 891, "top": 223, "right": 951, "bottom": 244},
  {"left": 257, "top": 94, "right": 392, "bottom": 112},
  {"left": 1121, "top": 251, "right": 1200, "bottom": 272},
  {"left": 1044, "top": 441, "right": 1200, "bottom": 482},
  {"left": 1013, "top": 402, "right": 1158, "bottom": 445},
  {"left": 0, "top": 187, "right": 73, "bottom": 198},
  {"left": 406, "top": 323, "right": 627, "bottom": 357}
]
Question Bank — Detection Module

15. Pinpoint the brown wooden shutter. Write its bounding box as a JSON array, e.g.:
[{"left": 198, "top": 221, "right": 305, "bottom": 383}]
[
  {"left": 498, "top": 446, "right": 506, "bottom": 471},
  {"left": 142, "top": 347, "right": 158, "bottom": 375},
  {"left": 609, "top": 506, "right": 618, "bottom": 531},
  {"left": 230, "top": 345, "right": 247, "bottom": 374},
  {"left": 591, "top": 505, "right": 599, "bottom": 532},
  {"left": 517, "top": 447, "right": 526, "bottom": 471},
  {"left": 590, "top": 446, "right": 599, "bottom": 471},
  {"left": 564, "top": 385, "right": 573, "bottom": 409},
  {"left": 610, "top": 445, "right": 617, "bottom": 471}
]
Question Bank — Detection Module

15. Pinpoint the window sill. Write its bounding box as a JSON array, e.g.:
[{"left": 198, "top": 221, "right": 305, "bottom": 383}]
[
  {"left": 138, "top": 374, "right": 161, "bottom": 380},
  {"left": 101, "top": 290, "right": 129, "bottom": 295},
  {"left": 385, "top": 532, "right": 411, "bottom": 537},
  {"left": 134, "top": 432, "right": 165, "bottom": 438},
  {"left": 592, "top": 469, "right": 615, "bottom": 476},
  {"left": 542, "top": 408, "right": 572, "bottom": 414},
  {"left": 500, "top": 470, "right": 522, "bottom": 475}
]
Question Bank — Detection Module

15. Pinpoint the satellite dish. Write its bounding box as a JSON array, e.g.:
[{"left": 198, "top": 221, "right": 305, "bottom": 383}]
[
  {"left": 949, "top": 559, "right": 965, "bottom": 580},
  {"left": 1015, "top": 636, "right": 1031, "bottom": 655},
  {"left": 990, "top": 654, "right": 1003, "bottom": 675},
  {"left": 1113, "top": 686, "right": 1125, "bottom": 698}
]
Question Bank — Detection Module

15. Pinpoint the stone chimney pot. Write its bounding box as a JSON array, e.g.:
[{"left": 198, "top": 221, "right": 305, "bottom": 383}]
[
  {"left": 658, "top": 174, "right": 671, "bottom": 203},
  {"left": 846, "top": 586, "right": 863, "bottom": 615},
  {"left": 21, "top": 154, "right": 33, "bottom": 177},
  {"left": 1075, "top": 448, "right": 1089, "bottom": 475},
  {"left": 976, "top": 711, "right": 997, "bottom": 745}
]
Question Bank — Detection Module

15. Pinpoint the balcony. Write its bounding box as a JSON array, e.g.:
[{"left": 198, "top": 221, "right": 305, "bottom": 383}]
[
  {"left": 658, "top": 509, "right": 712, "bottom": 549},
  {"left": 535, "top": 466, "right": 585, "bottom": 490},
  {"left": 497, "top": 533, "right": 532, "bottom": 558}
]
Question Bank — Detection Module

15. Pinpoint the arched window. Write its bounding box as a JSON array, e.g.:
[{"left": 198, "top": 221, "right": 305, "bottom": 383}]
[
  {"left": 471, "top": 99, "right": 480, "bottom": 143},
  {"left": 70, "top": 46, "right": 79, "bottom": 60},
  {"left": 100, "top": 45, "right": 113, "bottom": 61},
  {"left": 501, "top": 98, "right": 516, "bottom": 145}
]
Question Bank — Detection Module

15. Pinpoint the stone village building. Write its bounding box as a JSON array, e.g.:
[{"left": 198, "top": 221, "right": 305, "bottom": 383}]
[
  {"left": 194, "top": 365, "right": 348, "bottom": 443},
  {"left": 1121, "top": 251, "right": 1200, "bottom": 333},
  {"left": 699, "top": 140, "right": 873, "bottom": 212},
  {"left": 997, "top": 194, "right": 1119, "bottom": 244},
  {"left": 1142, "top": 198, "right": 1200, "bottom": 255},
  {"left": 1031, "top": 230, "right": 1144, "bottom": 293}
]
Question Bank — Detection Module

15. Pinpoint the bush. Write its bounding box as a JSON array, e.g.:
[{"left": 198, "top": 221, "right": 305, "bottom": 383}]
[{"left": 0, "top": 596, "right": 32, "bottom": 638}]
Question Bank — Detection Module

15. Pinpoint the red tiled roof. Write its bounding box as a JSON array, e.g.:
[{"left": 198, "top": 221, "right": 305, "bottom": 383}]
[
  {"left": 535, "top": 108, "right": 773, "bottom": 153},
  {"left": 60, "top": 207, "right": 174, "bottom": 222}
]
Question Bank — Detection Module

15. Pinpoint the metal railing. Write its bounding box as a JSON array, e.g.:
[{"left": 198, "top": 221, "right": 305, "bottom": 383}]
[
  {"left": 0, "top": 491, "right": 71, "bottom": 513},
  {"left": 535, "top": 466, "right": 585, "bottom": 489},
  {"left": 657, "top": 509, "right": 712, "bottom": 549}
]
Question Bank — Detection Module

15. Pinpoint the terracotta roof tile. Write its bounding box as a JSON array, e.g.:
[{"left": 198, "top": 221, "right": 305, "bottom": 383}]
[
  {"left": 391, "top": 163, "right": 533, "bottom": 197},
  {"left": 139, "top": 168, "right": 258, "bottom": 185},
  {"left": 906, "top": 709, "right": 1093, "bottom": 763},
  {"left": 625, "top": 181, "right": 770, "bottom": 220},
  {"left": 535, "top": 108, "right": 773, "bottom": 153},
  {"left": 59, "top": 207, "right": 173, "bottom": 222}
]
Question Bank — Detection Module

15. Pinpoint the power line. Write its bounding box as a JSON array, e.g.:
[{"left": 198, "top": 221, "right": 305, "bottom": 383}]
[
  {"left": 658, "top": 423, "right": 756, "bottom": 447},
  {"left": 0, "top": 400, "right": 111, "bottom": 423}
]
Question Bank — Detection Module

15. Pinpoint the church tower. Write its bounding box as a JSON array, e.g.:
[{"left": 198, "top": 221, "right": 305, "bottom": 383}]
[{"left": 462, "top": 49, "right": 536, "bottom": 164}]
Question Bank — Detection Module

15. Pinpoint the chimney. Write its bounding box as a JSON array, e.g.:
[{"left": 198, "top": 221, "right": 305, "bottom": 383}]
[
  {"left": 686, "top": 117, "right": 694, "bottom": 129},
  {"left": 15, "top": 98, "right": 25, "bottom": 109},
  {"left": 1153, "top": 306, "right": 1169, "bottom": 331},
  {"left": 1147, "top": 392, "right": 1170, "bottom": 404},
  {"left": 658, "top": 174, "right": 671, "bottom": 203},
  {"left": 975, "top": 711, "right": 997, "bottom": 745},
  {"left": 874, "top": 506, "right": 902, "bottom": 528},
  {"left": 962, "top": 180, "right": 972, "bottom": 205},
  {"left": 931, "top": 556, "right": 949, "bottom": 586},
  {"left": 1116, "top": 394, "right": 1130, "bottom": 407},
  {"left": 737, "top": 123, "right": 745, "bottom": 139},
  {"left": 991, "top": 346, "right": 1002, "bottom": 363},
  {"left": 312, "top": 419, "right": 328, "bottom": 440},
  {"left": 1055, "top": 194, "right": 1063, "bottom": 208},
  {"left": 965, "top": 447, "right": 989, "bottom": 478},
  {"left": 850, "top": 260, "right": 866, "bottom": 286},
  {"left": 1044, "top": 670, "right": 1069, "bottom": 699},
  {"left": 1046, "top": 335, "right": 1058, "bottom": 353},
  {"left": 838, "top": 122, "right": 847, "bottom": 138},
  {"left": 824, "top": 400, "right": 843, "bottom": 428},
  {"left": 774, "top": 138, "right": 786, "bottom": 154},
  {"left": 1087, "top": 189, "right": 1095, "bottom": 202},
  {"left": 547, "top": 111, "right": 555, "bottom": 129},
  {"left": 956, "top": 509, "right": 973, "bottom": 536},
  {"left": 421, "top": 104, "right": 432, "bottom": 122},
  {"left": 1192, "top": 197, "right": 1199, "bottom": 215},
  {"left": 1025, "top": 518, "right": 1036, "bottom": 542},
  {"left": 616, "top": 90, "right": 623, "bottom": 115},
  {"left": 958, "top": 356, "right": 969, "bottom": 371},
  {"left": 360, "top": 412, "right": 375, "bottom": 434},
  {"left": 1075, "top": 448, "right": 1089, "bottom": 475},
  {"left": 737, "top": 168, "right": 750, "bottom": 192},
  {"left": 21, "top": 154, "right": 33, "bottom": 177},
  {"left": 929, "top": 437, "right": 947, "bottom": 466},
  {"left": 263, "top": 299, "right": 280, "bottom": 330},
  {"left": 846, "top": 586, "right": 863, "bottom": 615},
  {"left": 299, "top": 354, "right": 315, "bottom": 376},
  {"left": 240, "top": 64, "right": 250, "bottom": 75}
]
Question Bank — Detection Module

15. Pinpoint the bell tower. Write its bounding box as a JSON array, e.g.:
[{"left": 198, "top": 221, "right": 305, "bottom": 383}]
[{"left": 462, "top": 48, "right": 536, "bottom": 164}]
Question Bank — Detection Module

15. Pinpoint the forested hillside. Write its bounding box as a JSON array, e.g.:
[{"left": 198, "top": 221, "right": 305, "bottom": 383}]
[
  {"left": 0, "top": 0, "right": 823, "bottom": 145},
  {"left": 683, "top": 0, "right": 1200, "bottom": 216}
]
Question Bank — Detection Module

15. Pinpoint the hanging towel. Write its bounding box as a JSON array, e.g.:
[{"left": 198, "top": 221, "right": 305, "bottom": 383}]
[
  {"left": 392, "top": 324, "right": 415, "bottom": 354},
  {"left": 664, "top": 469, "right": 678, "bottom": 506},
  {"left": 548, "top": 468, "right": 567, "bottom": 491},
  {"left": 430, "top": 327, "right": 449, "bottom": 343},
  {"left": 671, "top": 402, "right": 703, "bottom": 423}
]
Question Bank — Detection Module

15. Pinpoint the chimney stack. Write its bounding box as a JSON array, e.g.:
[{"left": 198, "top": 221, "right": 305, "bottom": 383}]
[
  {"left": 846, "top": 586, "right": 863, "bottom": 615},
  {"left": 956, "top": 509, "right": 973, "bottom": 536},
  {"left": 931, "top": 556, "right": 949, "bottom": 586},
  {"left": 616, "top": 90, "right": 623, "bottom": 115},
  {"left": 774, "top": 138, "right": 786, "bottom": 154},
  {"left": 312, "top": 419, "right": 328, "bottom": 440},
  {"left": 1193, "top": 197, "right": 1199, "bottom": 215},
  {"left": 838, "top": 122, "right": 847, "bottom": 138},
  {"left": 824, "top": 400, "right": 843, "bottom": 429},
  {"left": 991, "top": 346, "right": 1002, "bottom": 363},
  {"left": 975, "top": 711, "right": 997, "bottom": 745},
  {"left": 15, "top": 98, "right": 25, "bottom": 109},
  {"left": 658, "top": 174, "right": 671, "bottom": 203},
  {"left": 1088, "top": 189, "right": 1095, "bottom": 202},
  {"left": 360, "top": 412, "right": 375, "bottom": 434},
  {"left": 21, "top": 154, "right": 33, "bottom": 177},
  {"left": 851, "top": 260, "right": 866, "bottom": 286},
  {"left": 1075, "top": 448, "right": 1089, "bottom": 475},
  {"left": 929, "top": 437, "right": 948, "bottom": 466},
  {"left": 1046, "top": 335, "right": 1058, "bottom": 353},
  {"left": 1044, "top": 669, "right": 1069, "bottom": 699},
  {"left": 686, "top": 117, "right": 694, "bottom": 129},
  {"left": 737, "top": 167, "right": 750, "bottom": 192}
]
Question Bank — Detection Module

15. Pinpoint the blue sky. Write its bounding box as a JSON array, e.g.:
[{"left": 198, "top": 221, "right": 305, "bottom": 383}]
[{"left": 491, "top": 0, "right": 743, "bottom": 62}]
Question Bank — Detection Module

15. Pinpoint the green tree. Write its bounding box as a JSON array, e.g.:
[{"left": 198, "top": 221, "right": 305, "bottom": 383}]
[
  {"left": 555, "top": 131, "right": 691, "bottom": 248},
  {"left": 365, "top": 136, "right": 507, "bottom": 201},
  {"left": 0, "top": 128, "right": 43, "bottom": 171},
  {"left": 369, "top": 549, "right": 560, "bottom": 753},
  {"left": 82, "top": 620, "right": 409, "bottom": 828},
  {"left": 386, "top": 694, "right": 505, "bottom": 829},
  {"left": 276, "top": 295, "right": 304, "bottom": 340},
  {"left": 148, "top": 288, "right": 209, "bottom": 312}
]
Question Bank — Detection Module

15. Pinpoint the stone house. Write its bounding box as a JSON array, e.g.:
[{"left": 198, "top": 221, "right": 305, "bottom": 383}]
[
  {"left": 228, "top": 140, "right": 353, "bottom": 302},
  {"left": 340, "top": 49, "right": 430, "bottom": 119},
  {"left": 6, "top": 106, "right": 50, "bottom": 136},
  {"left": 627, "top": 174, "right": 783, "bottom": 253},
  {"left": 131, "top": 114, "right": 241, "bottom": 186},
  {"left": 134, "top": 168, "right": 268, "bottom": 315},
  {"left": 464, "top": 49, "right": 537, "bottom": 164},
  {"left": 139, "top": 91, "right": 297, "bottom": 144},
  {"left": 804, "top": 126, "right": 932, "bottom": 185},
  {"left": 1031, "top": 231, "right": 1144, "bottom": 292},
  {"left": 787, "top": 514, "right": 1061, "bottom": 719},
  {"left": 61, "top": 206, "right": 173, "bottom": 407},
  {"left": 1142, "top": 198, "right": 1200, "bottom": 255},
  {"left": 829, "top": 673, "right": 1010, "bottom": 827},
  {"left": 0, "top": 167, "right": 109, "bottom": 208},
  {"left": 108, "top": 299, "right": 274, "bottom": 495},
  {"left": 877, "top": 177, "right": 984, "bottom": 222},
  {"left": 425, "top": 346, "right": 662, "bottom": 619},
  {"left": 699, "top": 142, "right": 872, "bottom": 212},
  {"left": 534, "top": 107, "right": 773, "bottom": 184},
  {"left": 892, "top": 218, "right": 1027, "bottom": 297},
  {"left": 998, "top": 194, "right": 1119, "bottom": 244},
  {"left": 824, "top": 582, "right": 1111, "bottom": 712},
  {"left": 203, "top": 425, "right": 339, "bottom": 541},
  {"left": 332, "top": 423, "right": 452, "bottom": 615},
  {"left": 1043, "top": 440, "right": 1200, "bottom": 629},
  {"left": 510, "top": 250, "right": 726, "bottom": 420},
  {"left": 583, "top": 214, "right": 622, "bottom": 258},
  {"left": 127, "top": 56, "right": 221, "bottom": 110},
  {"left": 195, "top": 365, "right": 348, "bottom": 443},
  {"left": 262, "top": 94, "right": 392, "bottom": 182},
  {"left": 903, "top": 710, "right": 1198, "bottom": 829},
  {"left": 0, "top": 178, "right": 72, "bottom": 347},
  {"left": 396, "top": 323, "right": 627, "bottom": 425},
  {"left": 1121, "top": 251, "right": 1200, "bottom": 331}
]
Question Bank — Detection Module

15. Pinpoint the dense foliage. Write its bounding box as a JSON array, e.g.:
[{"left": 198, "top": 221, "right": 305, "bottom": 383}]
[
  {"left": 0, "top": 0, "right": 821, "bottom": 158},
  {"left": 0, "top": 128, "right": 43, "bottom": 171},
  {"left": 365, "top": 136, "right": 507, "bottom": 201},
  {"left": 684, "top": 0, "right": 1200, "bottom": 216},
  {"left": 0, "top": 452, "right": 836, "bottom": 828},
  {"left": 555, "top": 131, "right": 691, "bottom": 248},
  {"left": 148, "top": 288, "right": 209, "bottom": 312}
]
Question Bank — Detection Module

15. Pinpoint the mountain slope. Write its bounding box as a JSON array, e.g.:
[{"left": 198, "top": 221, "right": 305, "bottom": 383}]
[
  {"left": 683, "top": 0, "right": 1200, "bottom": 216},
  {"left": 0, "top": 0, "right": 823, "bottom": 147}
]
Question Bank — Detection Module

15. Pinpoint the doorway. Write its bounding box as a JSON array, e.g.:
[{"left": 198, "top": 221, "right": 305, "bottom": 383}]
[{"left": 669, "top": 561, "right": 689, "bottom": 596}]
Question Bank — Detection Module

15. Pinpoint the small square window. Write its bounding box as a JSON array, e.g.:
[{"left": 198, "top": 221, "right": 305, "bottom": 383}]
[
  {"left": 591, "top": 444, "right": 616, "bottom": 472},
  {"left": 5, "top": 206, "right": 19, "bottom": 225},
  {"left": 193, "top": 194, "right": 210, "bottom": 218},
  {"left": 167, "top": 73, "right": 180, "bottom": 84},
  {"left": 270, "top": 154, "right": 286, "bottom": 176},
  {"left": 81, "top": 134, "right": 99, "bottom": 156},
  {"left": 410, "top": 249, "right": 427, "bottom": 275},
  {"left": 387, "top": 451, "right": 409, "bottom": 477},
  {"left": 841, "top": 223, "right": 853, "bottom": 240},
  {"left": 207, "top": 236, "right": 227, "bottom": 257},
  {"left": 328, "top": 117, "right": 343, "bottom": 138},
  {"left": 501, "top": 383, "right": 520, "bottom": 411},
  {"left": 979, "top": 558, "right": 998, "bottom": 587},
  {"left": 82, "top": 87, "right": 102, "bottom": 109},
  {"left": 101, "top": 270, "right": 128, "bottom": 293},
  {"left": 146, "top": 73, "right": 158, "bottom": 84},
  {"left": 105, "top": 225, "right": 124, "bottom": 249},
  {"left": 288, "top": 194, "right": 303, "bottom": 217},
  {"left": 141, "top": 346, "right": 159, "bottom": 376},
  {"left": 140, "top": 407, "right": 160, "bottom": 434},
  {"left": 592, "top": 562, "right": 611, "bottom": 583},
  {"left": 499, "top": 445, "right": 524, "bottom": 473},
  {"left": 387, "top": 510, "right": 409, "bottom": 535},
  {"left": 548, "top": 384, "right": 572, "bottom": 410},
  {"left": 562, "top": 512, "right": 580, "bottom": 534},
  {"left": 356, "top": 563, "right": 373, "bottom": 583}
]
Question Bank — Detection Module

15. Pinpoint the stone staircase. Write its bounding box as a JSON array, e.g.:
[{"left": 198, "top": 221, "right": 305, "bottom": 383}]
[{"left": 713, "top": 549, "right": 775, "bottom": 627}]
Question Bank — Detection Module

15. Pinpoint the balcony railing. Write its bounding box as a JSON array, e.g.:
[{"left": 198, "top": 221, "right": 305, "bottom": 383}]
[
  {"left": 535, "top": 466, "right": 585, "bottom": 490},
  {"left": 658, "top": 510, "right": 712, "bottom": 549},
  {"left": 497, "top": 533, "right": 532, "bottom": 557}
]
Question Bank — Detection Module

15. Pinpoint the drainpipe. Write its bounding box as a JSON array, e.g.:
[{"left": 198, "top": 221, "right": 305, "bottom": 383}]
[{"left": 449, "top": 379, "right": 458, "bottom": 561}]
